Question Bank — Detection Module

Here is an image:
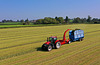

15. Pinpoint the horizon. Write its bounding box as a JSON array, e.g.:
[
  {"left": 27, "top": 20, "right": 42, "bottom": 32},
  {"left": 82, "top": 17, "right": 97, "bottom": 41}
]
[{"left": 0, "top": 0, "right": 100, "bottom": 21}]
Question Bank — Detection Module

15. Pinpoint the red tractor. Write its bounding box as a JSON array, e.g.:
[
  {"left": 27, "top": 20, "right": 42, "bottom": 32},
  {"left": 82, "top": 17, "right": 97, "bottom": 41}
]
[{"left": 42, "top": 29, "right": 71, "bottom": 51}]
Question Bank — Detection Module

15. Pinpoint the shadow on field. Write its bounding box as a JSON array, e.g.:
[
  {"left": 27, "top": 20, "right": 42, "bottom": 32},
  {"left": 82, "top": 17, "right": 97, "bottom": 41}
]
[
  {"left": 36, "top": 47, "right": 47, "bottom": 52},
  {"left": 36, "top": 41, "right": 82, "bottom": 52}
]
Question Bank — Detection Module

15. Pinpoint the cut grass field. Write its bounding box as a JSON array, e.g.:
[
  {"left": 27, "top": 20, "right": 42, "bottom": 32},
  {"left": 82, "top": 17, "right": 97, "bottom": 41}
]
[
  {"left": 0, "top": 24, "right": 51, "bottom": 28},
  {"left": 0, "top": 24, "right": 100, "bottom": 65}
]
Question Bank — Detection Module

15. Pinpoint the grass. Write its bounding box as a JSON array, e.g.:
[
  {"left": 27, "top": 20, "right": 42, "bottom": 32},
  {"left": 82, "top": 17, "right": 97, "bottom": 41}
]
[
  {"left": 0, "top": 24, "right": 100, "bottom": 65},
  {"left": 0, "top": 22, "right": 65, "bottom": 28},
  {"left": 0, "top": 22, "right": 22, "bottom": 25},
  {"left": 0, "top": 24, "right": 63, "bottom": 28}
]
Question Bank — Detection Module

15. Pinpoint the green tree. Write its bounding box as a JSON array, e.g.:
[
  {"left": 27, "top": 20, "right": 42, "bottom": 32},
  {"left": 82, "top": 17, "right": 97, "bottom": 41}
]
[
  {"left": 20, "top": 20, "right": 25, "bottom": 25},
  {"left": 6, "top": 20, "right": 11, "bottom": 22},
  {"left": 25, "top": 18, "right": 30, "bottom": 25},
  {"left": 43, "top": 17, "right": 59, "bottom": 24},
  {"left": 55, "top": 16, "right": 58, "bottom": 20},
  {"left": 52, "top": 18, "right": 59, "bottom": 24},
  {"left": 73, "top": 17, "right": 81, "bottom": 23},
  {"left": 17, "top": 20, "right": 20, "bottom": 22},
  {"left": 57, "top": 17, "right": 64, "bottom": 23},
  {"left": 35, "top": 19, "right": 44, "bottom": 24},
  {"left": 2, "top": 19, "right": 6, "bottom": 23},
  {"left": 87, "top": 15, "right": 92, "bottom": 23},
  {"left": 20, "top": 20, "right": 24, "bottom": 23},
  {"left": 80, "top": 18, "right": 87, "bottom": 23},
  {"left": 43, "top": 17, "right": 51, "bottom": 24},
  {"left": 92, "top": 18, "right": 99, "bottom": 24},
  {"left": 65, "top": 16, "right": 69, "bottom": 23}
]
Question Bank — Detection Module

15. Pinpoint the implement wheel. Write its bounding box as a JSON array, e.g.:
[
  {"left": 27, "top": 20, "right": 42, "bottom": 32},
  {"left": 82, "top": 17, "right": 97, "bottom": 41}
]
[
  {"left": 79, "top": 38, "right": 83, "bottom": 41},
  {"left": 68, "top": 41, "right": 71, "bottom": 44}
]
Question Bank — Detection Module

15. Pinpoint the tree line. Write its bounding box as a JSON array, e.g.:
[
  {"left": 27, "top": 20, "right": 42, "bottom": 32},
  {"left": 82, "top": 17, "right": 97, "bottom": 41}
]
[
  {"left": 1, "top": 16, "right": 100, "bottom": 25},
  {"left": 35, "top": 16, "right": 100, "bottom": 24},
  {"left": 2, "top": 19, "right": 30, "bottom": 25}
]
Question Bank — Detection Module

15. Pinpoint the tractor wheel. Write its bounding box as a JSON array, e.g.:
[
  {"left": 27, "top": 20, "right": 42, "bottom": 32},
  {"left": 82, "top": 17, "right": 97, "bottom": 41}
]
[
  {"left": 47, "top": 45, "right": 52, "bottom": 51},
  {"left": 55, "top": 42, "right": 61, "bottom": 49},
  {"left": 79, "top": 39, "right": 82, "bottom": 41},
  {"left": 79, "top": 38, "right": 83, "bottom": 41},
  {"left": 81, "top": 38, "right": 83, "bottom": 41},
  {"left": 68, "top": 41, "right": 71, "bottom": 44}
]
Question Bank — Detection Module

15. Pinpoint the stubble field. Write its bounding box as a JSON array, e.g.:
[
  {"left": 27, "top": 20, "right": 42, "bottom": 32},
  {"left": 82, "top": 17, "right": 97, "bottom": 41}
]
[{"left": 0, "top": 24, "right": 100, "bottom": 65}]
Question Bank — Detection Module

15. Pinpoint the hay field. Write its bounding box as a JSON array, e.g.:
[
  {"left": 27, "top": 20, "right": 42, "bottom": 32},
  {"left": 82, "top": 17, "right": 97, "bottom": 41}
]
[{"left": 0, "top": 24, "right": 100, "bottom": 65}]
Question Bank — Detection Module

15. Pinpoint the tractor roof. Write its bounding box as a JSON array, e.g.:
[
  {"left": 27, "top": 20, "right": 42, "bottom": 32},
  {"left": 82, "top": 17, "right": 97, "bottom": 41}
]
[{"left": 49, "top": 36, "right": 57, "bottom": 38}]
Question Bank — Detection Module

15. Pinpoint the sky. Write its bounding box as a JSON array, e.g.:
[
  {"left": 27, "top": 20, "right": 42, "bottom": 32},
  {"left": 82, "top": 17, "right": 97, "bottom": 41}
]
[{"left": 0, "top": 0, "right": 100, "bottom": 21}]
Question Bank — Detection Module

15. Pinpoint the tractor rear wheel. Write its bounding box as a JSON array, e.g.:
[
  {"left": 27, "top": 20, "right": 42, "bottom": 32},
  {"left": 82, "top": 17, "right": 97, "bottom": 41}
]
[
  {"left": 47, "top": 45, "right": 52, "bottom": 51},
  {"left": 55, "top": 42, "right": 61, "bottom": 49}
]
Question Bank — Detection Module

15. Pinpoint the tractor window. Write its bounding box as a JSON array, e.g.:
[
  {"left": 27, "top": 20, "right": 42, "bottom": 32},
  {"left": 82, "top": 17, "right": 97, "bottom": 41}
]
[
  {"left": 54, "top": 38, "right": 57, "bottom": 40},
  {"left": 49, "top": 37, "right": 52, "bottom": 41}
]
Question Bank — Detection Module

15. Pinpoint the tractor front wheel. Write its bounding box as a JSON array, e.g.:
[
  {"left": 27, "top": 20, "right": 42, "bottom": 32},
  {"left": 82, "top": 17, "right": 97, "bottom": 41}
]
[
  {"left": 55, "top": 42, "right": 61, "bottom": 49},
  {"left": 47, "top": 45, "right": 52, "bottom": 51}
]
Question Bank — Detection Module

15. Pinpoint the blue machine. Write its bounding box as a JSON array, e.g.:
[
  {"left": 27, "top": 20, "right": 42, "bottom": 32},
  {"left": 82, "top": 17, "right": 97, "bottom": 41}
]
[{"left": 69, "top": 29, "right": 84, "bottom": 41}]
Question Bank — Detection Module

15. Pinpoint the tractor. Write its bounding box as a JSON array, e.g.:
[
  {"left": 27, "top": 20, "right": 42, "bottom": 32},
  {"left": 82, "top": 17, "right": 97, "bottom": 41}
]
[{"left": 42, "top": 29, "right": 71, "bottom": 51}]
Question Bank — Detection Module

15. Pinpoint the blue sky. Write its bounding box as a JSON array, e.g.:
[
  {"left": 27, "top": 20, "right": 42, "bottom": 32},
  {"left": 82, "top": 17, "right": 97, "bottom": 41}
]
[{"left": 0, "top": 0, "right": 100, "bottom": 21}]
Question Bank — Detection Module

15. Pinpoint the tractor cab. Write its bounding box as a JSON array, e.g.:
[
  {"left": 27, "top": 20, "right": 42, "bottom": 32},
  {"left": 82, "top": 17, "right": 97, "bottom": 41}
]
[{"left": 47, "top": 36, "right": 57, "bottom": 43}]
